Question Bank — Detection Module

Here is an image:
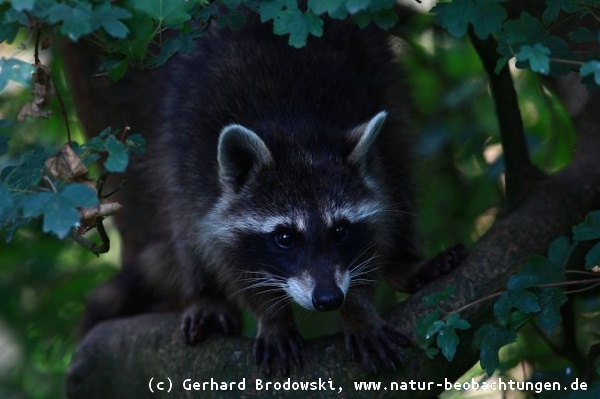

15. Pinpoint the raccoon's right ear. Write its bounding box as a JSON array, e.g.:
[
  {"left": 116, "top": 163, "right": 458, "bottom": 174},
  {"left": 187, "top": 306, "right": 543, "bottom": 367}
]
[
  {"left": 218, "top": 124, "right": 273, "bottom": 190},
  {"left": 348, "top": 111, "right": 387, "bottom": 171}
]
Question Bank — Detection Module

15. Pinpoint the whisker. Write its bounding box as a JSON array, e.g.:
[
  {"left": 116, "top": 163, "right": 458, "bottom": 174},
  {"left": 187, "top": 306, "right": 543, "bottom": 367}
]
[{"left": 263, "top": 294, "right": 293, "bottom": 316}]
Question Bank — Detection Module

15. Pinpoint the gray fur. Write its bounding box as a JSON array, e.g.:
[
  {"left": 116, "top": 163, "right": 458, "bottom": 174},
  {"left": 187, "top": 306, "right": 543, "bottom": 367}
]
[{"left": 218, "top": 124, "right": 273, "bottom": 189}]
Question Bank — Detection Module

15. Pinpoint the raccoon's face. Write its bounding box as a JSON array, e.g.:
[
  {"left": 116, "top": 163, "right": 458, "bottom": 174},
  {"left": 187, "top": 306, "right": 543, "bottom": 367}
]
[
  {"left": 232, "top": 193, "right": 380, "bottom": 312},
  {"left": 208, "top": 112, "right": 391, "bottom": 312}
]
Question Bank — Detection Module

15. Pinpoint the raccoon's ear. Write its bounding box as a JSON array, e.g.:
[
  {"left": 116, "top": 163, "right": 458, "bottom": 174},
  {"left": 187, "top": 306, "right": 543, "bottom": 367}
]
[
  {"left": 348, "top": 111, "right": 387, "bottom": 169},
  {"left": 218, "top": 124, "right": 273, "bottom": 189}
]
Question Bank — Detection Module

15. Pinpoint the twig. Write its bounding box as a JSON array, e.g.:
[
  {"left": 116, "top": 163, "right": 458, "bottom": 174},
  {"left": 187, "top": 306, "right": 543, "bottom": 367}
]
[
  {"left": 34, "top": 28, "right": 41, "bottom": 65},
  {"left": 71, "top": 218, "right": 110, "bottom": 256},
  {"left": 444, "top": 277, "right": 600, "bottom": 316},
  {"left": 55, "top": 86, "right": 72, "bottom": 145}
]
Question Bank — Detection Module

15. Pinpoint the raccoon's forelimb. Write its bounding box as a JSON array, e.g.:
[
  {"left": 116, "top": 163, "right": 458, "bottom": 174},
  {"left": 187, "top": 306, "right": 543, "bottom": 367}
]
[
  {"left": 181, "top": 297, "right": 241, "bottom": 344},
  {"left": 340, "top": 285, "right": 411, "bottom": 374},
  {"left": 253, "top": 305, "right": 303, "bottom": 376}
]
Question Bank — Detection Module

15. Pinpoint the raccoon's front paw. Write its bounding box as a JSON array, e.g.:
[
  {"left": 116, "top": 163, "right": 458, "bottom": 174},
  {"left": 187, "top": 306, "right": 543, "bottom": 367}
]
[
  {"left": 181, "top": 299, "right": 240, "bottom": 344},
  {"left": 254, "top": 326, "right": 303, "bottom": 376},
  {"left": 411, "top": 244, "right": 468, "bottom": 291},
  {"left": 345, "top": 322, "right": 410, "bottom": 374}
]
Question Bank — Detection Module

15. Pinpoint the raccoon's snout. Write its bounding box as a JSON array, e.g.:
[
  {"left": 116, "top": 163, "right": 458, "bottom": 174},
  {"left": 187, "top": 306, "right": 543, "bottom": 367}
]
[{"left": 312, "top": 287, "right": 345, "bottom": 312}]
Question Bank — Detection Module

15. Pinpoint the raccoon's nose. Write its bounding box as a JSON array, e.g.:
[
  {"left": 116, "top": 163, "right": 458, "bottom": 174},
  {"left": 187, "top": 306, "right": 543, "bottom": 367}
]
[{"left": 312, "top": 287, "right": 344, "bottom": 312}]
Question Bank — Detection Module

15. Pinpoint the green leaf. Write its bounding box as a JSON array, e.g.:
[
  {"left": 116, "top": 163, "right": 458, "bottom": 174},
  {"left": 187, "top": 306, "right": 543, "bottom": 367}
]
[
  {"left": 473, "top": 323, "right": 517, "bottom": 376},
  {"left": 423, "top": 285, "right": 455, "bottom": 307},
  {"left": 101, "top": 57, "right": 129, "bottom": 81},
  {"left": 371, "top": 8, "right": 398, "bottom": 30},
  {"left": 147, "top": 30, "right": 203, "bottom": 68},
  {"left": 218, "top": 8, "right": 248, "bottom": 29},
  {"left": 573, "top": 211, "right": 600, "bottom": 241},
  {"left": 581, "top": 60, "right": 600, "bottom": 86},
  {"left": 60, "top": 183, "right": 98, "bottom": 208},
  {"left": 425, "top": 319, "right": 446, "bottom": 339},
  {"left": 493, "top": 292, "right": 512, "bottom": 326},
  {"left": 0, "top": 20, "right": 20, "bottom": 43},
  {"left": 48, "top": 2, "right": 94, "bottom": 41},
  {"left": 516, "top": 44, "right": 551, "bottom": 75},
  {"left": 425, "top": 347, "right": 440, "bottom": 358},
  {"left": 91, "top": 4, "right": 132, "bottom": 39},
  {"left": 498, "top": 12, "right": 547, "bottom": 46},
  {"left": 415, "top": 309, "right": 442, "bottom": 349},
  {"left": 0, "top": 133, "right": 9, "bottom": 155},
  {"left": 40, "top": 200, "right": 81, "bottom": 239},
  {"left": 273, "top": 8, "right": 323, "bottom": 48},
  {"left": 132, "top": 0, "right": 192, "bottom": 27},
  {"left": 308, "top": 0, "right": 345, "bottom": 16},
  {"left": 533, "top": 287, "right": 567, "bottom": 335},
  {"left": 20, "top": 184, "right": 98, "bottom": 239},
  {"left": 432, "top": 0, "right": 471, "bottom": 38},
  {"left": 494, "top": 290, "right": 540, "bottom": 326},
  {"left": 259, "top": 0, "right": 290, "bottom": 22},
  {"left": 543, "top": 0, "right": 581, "bottom": 22},
  {"left": 433, "top": 0, "right": 506, "bottom": 39},
  {"left": 125, "top": 133, "right": 147, "bottom": 155},
  {"left": 511, "top": 290, "right": 541, "bottom": 314},
  {"left": 507, "top": 255, "right": 564, "bottom": 290},
  {"left": 496, "top": 13, "right": 547, "bottom": 72},
  {"left": 569, "top": 27, "right": 600, "bottom": 43},
  {"left": 105, "top": 9, "right": 156, "bottom": 64},
  {"left": 437, "top": 323, "right": 460, "bottom": 361},
  {"left": 585, "top": 241, "right": 600, "bottom": 270},
  {"left": 416, "top": 312, "right": 470, "bottom": 362},
  {"left": 0, "top": 182, "right": 13, "bottom": 224},
  {"left": 346, "top": 0, "right": 370, "bottom": 14},
  {"left": 8, "top": 0, "right": 36, "bottom": 12},
  {"left": 470, "top": 0, "right": 506, "bottom": 39},
  {"left": 3, "top": 147, "right": 53, "bottom": 190},
  {"left": 104, "top": 135, "right": 129, "bottom": 172},
  {"left": 446, "top": 313, "right": 471, "bottom": 330},
  {"left": 20, "top": 191, "right": 53, "bottom": 218},
  {"left": 547, "top": 236, "right": 572, "bottom": 269},
  {"left": 0, "top": 57, "right": 34, "bottom": 92}
]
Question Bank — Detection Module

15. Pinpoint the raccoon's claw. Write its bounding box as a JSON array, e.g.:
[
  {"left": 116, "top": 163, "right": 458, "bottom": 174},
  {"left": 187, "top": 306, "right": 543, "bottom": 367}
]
[
  {"left": 254, "top": 328, "right": 303, "bottom": 376},
  {"left": 411, "top": 244, "right": 468, "bottom": 291},
  {"left": 344, "top": 322, "right": 410, "bottom": 374},
  {"left": 181, "top": 300, "right": 240, "bottom": 345}
]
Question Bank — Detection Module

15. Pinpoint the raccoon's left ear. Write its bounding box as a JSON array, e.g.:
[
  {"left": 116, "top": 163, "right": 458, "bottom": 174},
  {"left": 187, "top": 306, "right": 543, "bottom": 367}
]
[
  {"left": 348, "top": 111, "right": 387, "bottom": 169},
  {"left": 218, "top": 124, "right": 273, "bottom": 190}
]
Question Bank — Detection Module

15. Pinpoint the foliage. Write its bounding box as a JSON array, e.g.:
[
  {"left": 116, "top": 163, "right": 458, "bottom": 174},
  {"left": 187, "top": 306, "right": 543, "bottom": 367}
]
[
  {"left": 1, "top": 1, "right": 598, "bottom": 84},
  {"left": 433, "top": 0, "right": 600, "bottom": 88},
  {"left": 417, "top": 221, "right": 600, "bottom": 378},
  {"left": 0, "top": 126, "right": 145, "bottom": 241}
]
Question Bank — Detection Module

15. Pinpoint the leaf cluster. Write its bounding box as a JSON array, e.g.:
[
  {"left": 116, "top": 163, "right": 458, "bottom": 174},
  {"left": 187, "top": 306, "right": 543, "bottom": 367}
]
[
  {"left": 416, "top": 215, "right": 600, "bottom": 377},
  {"left": 1, "top": 1, "right": 598, "bottom": 87},
  {"left": 0, "top": 0, "right": 402, "bottom": 80},
  {"left": 0, "top": 126, "right": 145, "bottom": 241},
  {"left": 433, "top": 0, "right": 600, "bottom": 89}
]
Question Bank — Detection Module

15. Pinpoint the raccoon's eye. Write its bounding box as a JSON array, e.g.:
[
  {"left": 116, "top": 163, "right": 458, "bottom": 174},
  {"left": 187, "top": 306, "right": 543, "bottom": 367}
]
[
  {"left": 274, "top": 230, "right": 297, "bottom": 249},
  {"left": 331, "top": 224, "right": 348, "bottom": 242}
]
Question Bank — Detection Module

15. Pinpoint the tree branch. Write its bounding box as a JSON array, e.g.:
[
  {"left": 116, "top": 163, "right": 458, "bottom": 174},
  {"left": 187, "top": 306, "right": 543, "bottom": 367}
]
[{"left": 467, "top": 29, "right": 546, "bottom": 209}]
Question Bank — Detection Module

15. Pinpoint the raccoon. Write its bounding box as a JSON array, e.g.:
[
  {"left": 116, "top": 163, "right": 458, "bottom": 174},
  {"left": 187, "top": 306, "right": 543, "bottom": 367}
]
[{"left": 65, "top": 11, "right": 424, "bottom": 375}]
